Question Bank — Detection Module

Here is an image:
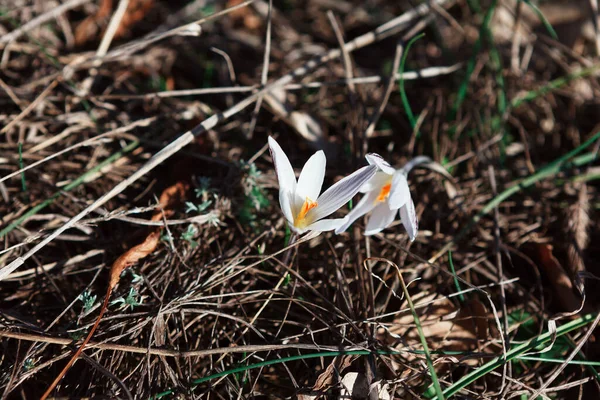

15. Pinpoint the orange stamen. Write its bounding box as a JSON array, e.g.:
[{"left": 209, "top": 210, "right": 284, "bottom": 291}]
[
  {"left": 298, "top": 197, "right": 318, "bottom": 220},
  {"left": 376, "top": 183, "right": 392, "bottom": 202}
]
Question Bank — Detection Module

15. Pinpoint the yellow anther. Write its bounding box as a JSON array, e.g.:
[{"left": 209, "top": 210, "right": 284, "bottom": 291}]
[
  {"left": 376, "top": 183, "right": 392, "bottom": 203},
  {"left": 298, "top": 197, "right": 318, "bottom": 220}
]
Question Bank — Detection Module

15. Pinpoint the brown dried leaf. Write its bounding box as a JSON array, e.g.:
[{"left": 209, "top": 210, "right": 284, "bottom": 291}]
[
  {"left": 109, "top": 230, "right": 160, "bottom": 287},
  {"left": 75, "top": 0, "right": 155, "bottom": 46},
  {"left": 381, "top": 293, "right": 494, "bottom": 371},
  {"left": 227, "top": 0, "right": 261, "bottom": 30},
  {"left": 152, "top": 181, "right": 188, "bottom": 221},
  {"left": 115, "top": 0, "right": 155, "bottom": 39},
  {"left": 75, "top": 0, "right": 113, "bottom": 46},
  {"left": 536, "top": 243, "right": 581, "bottom": 311},
  {"left": 109, "top": 181, "right": 187, "bottom": 286},
  {"left": 339, "top": 372, "right": 369, "bottom": 399},
  {"left": 368, "top": 381, "right": 391, "bottom": 400},
  {"left": 313, "top": 355, "right": 355, "bottom": 392}
]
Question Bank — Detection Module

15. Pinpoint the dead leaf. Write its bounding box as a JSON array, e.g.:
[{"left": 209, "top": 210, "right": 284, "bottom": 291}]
[
  {"left": 153, "top": 181, "right": 188, "bottom": 221},
  {"left": 369, "top": 381, "right": 391, "bottom": 400},
  {"left": 75, "top": 0, "right": 113, "bottom": 45},
  {"left": 340, "top": 372, "right": 369, "bottom": 399},
  {"left": 75, "top": 0, "right": 155, "bottom": 46},
  {"left": 312, "top": 356, "right": 356, "bottom": 392},
  {"left": 380, "top": 293, "right": 495, "bottom": 373},
  {"left": 109, "top": 181, "right": 187, "bottom": 286},
  {"left": 114, "top": 0, "right": 155, "bottom": 39},
  {"left": 227, "top": 0, "right": 261, "bottom": 30},
  {"left": 535, "top": 243, "right": 581, "bottom": 311}
]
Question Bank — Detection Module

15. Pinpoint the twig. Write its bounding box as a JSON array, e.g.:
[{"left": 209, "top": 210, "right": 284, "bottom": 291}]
[
  {"left": 246, "top": 0, "right": 273, "bottom": 138},
  {"left": 590, "top": 0, "right": 600, "bottom": 57},
  {"left": 327, "top": 10, "right": 359, "bottom": 159},
  {"left": 74, "top": 0, "right": 258, "bottom": 66},
  {"left": 80, "top": 0, "right": 131, "bottom": 94},
  {"left": 241, "top": 234, "right": 296, "bottom": 337},
  {"left": 364, "top": 40, "right": 403, "bottom": 139},
  {"left": 488, "top": 165, "right": 510, "bottom": 395},
  {"left": 510, "top": 0, "right": 523, "bottom": 73},
  {"left": 40, "top": 285, "right": 113, "bottom": 400},
  {"left": 90, "top": 64, "right": 462, "bottom": 100},
  {"left": 97, "top": 0, "right": 130, "bottom": 58},
  {"left": 327, "top": 11, "right": 356, "bottom": 94},
  {"left": 0, "top": 330, "right": 359, "bottom": 357},
  {"left": 0, "top": 76, "right": 25, "bottom": 109}
]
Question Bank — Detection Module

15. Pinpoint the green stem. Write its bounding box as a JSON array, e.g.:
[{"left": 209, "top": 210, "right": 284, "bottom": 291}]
[{"left": 18, "top": 142, "right": 26, "bottom": 192}]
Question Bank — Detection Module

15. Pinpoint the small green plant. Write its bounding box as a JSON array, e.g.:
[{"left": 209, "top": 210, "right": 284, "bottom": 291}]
[
  {"left": 187, "top": 177, "right": 216, "bottom": 214},
  {"left": 195, "top": 177, "right": 212, "bottom": 198},
  {"left": 23, "top": 358, "right": 35, "bottom": 371},
  {"left": 111, "top": 287, "right": 143, "bottom": 310},
  {"left": 181, "top": 224, "right": 199, "bottom": 248},
  {"left": 185, "top": 200, "right": 212, "bottom": 214},
  {"left": 238, "top": 161, "right": 270, "bottom": 226},
  {"left": 160, "top": 231, "right": 173, "bottom": 242},
  {"left": 128, "top": 269, "right": 144, "bottom": 283},
  {"left": 77, "top": 290, "right": 97, "bottom": 314}
]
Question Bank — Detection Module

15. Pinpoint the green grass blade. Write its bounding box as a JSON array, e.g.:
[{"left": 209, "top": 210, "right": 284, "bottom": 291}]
[
  {"left": 397, "top": 270, "right": 445, "bottom": 399},
  {"left": 151, "top": 350, "right": 376, "bottom": 399},
  {"left": 517, "top": 356, "right": 600, "bottom": 366},
  {"left": 521, "top": 0, "right": 558, "bottom": 40},
  {"left": 448, "top": 250, "right": 464, "bottom": 303},
  {"left": 18, "top": 142, "right": 26, "bottom": 192},
  {"left": 511, "top": 66, "right": 600, "bottom": 108},
  {"left": 398, "top": 33, "right": 425, "bottom": 133}
]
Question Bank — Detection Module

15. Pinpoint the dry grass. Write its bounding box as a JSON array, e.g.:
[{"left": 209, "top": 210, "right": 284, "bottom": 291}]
[{"left": 1, "top": 0, "right": 600, "bottom": 398}]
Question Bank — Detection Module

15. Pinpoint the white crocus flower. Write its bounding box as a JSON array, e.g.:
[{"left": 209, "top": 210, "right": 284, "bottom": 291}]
[
  {"left": 268, "top": 137, "right": 377, "bottom": 234},
  {"left": 335, "top": 153, "right": 419, "bottom": 240}
]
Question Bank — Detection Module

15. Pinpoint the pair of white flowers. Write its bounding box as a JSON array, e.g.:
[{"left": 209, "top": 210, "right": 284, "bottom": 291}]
[{"left": 268, "top": 137, "right": 418, "bottom": 241}]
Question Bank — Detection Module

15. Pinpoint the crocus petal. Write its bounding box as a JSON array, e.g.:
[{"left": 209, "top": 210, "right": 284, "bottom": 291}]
[
  {"left": 296, "top": 150, "right": 326, "bottom": 202},
  {"left": 311, "top": 165, "right": 377, "bottom": 221},
  {"left": 387, "top": 171, "right": 410, "bottom": 210},
  {"left": 365, "top": 153, "right": 395, "bottom": 175},
  {"left": 364, "top": 203, "right": 396, "bottom": 235},
  {"left": 399, "top": 198, "right": 418, "bottom": 241},
  {"left": 359, "top": 171, "right": 391, "bottom": 193},
  {"left": 334, "top": 190, "right": 379, "bottom": 234},
  {"left": 401, "top": 156, "right": 431, "bottom": 175},
  {"left": 279, "top": 189, "right": 294, "bottom": 224},
  {"left": 306, "top": 218, "right": 346, "bottom": 232},
  {"left": 268, "top": 137, "right": 297, "bottom": 193}
]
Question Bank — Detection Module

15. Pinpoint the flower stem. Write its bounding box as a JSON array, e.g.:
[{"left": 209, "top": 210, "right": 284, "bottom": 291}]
[{"left": 282, "top": 233, "right": 298, "bottom": 266}]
